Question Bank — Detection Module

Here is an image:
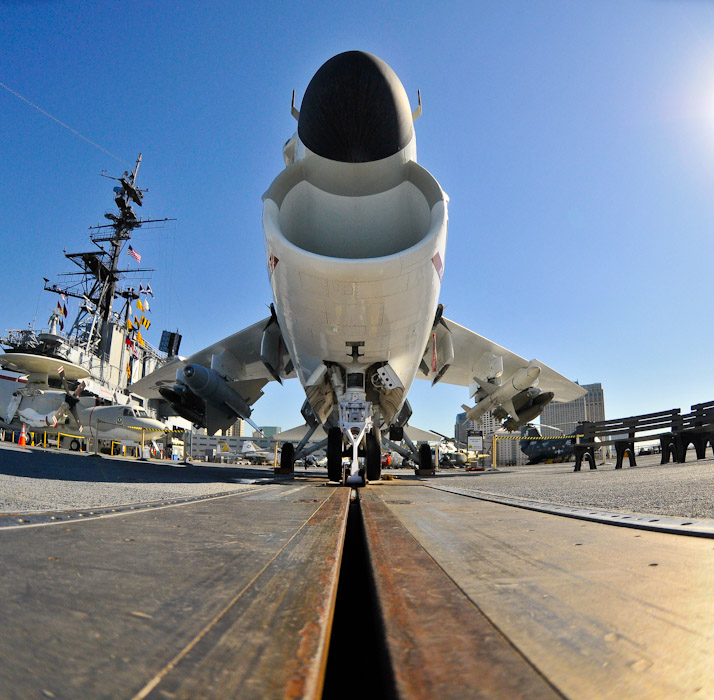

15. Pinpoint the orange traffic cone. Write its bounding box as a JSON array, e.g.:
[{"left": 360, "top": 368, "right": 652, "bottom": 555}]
[{"left": 18, "top": 424, "right": 27, "bottom": 447}]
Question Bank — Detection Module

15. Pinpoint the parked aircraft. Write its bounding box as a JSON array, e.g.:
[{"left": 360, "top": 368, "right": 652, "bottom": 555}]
[
  {"left": 131, "top": 51, "right": 584, "bottom": 485},
  {"left": 240, "top": 440, "right": 274, "bottom": 465},
  {"left": 2, "top": 363, "right": 165, "bottom": 449},
  {"left": 519, "top": 425, "right": 576, "bottom": 464},
  {"left": 438, "top": 441, "right": 468, "bottom": 468}
]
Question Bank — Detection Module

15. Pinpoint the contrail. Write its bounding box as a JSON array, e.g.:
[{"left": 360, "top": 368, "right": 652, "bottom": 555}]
[{"left": 0, "top": 80, "right": 131, "bottom": 166}]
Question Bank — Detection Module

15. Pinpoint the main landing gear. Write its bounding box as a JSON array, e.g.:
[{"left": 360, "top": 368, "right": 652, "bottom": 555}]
[
  {"left": 419, "top": 443, "right": 434, "bottom": 473},
  {"left": 280, "top": 442, "right": 295, "bottom": 471}
]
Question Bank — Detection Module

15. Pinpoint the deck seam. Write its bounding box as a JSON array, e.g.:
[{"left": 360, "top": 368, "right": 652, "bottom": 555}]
[
  {"left": 0, "top": 484, "right": 281, "bottom": 531},
  {"left": 363, "top": 490, "right": 567, "bottom": 699},
  {"left": 425, "top": 484, "right": 714, "bottom": 537}
]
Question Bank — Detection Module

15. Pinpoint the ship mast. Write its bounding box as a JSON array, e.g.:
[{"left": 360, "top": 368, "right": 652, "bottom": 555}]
[
  {"left": 44, "top": 154, "right": 172, "bottom": 358},
  {"left": 2, "top": 154, "right": 175, "bottom": 398},
  {"left": 100, "top": 153, "right": 142, "bottom": 330}
]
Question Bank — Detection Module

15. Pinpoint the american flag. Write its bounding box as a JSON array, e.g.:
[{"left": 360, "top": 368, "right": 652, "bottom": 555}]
[{"left": 127, "top": 245, "right": 142, "bottom": 263}]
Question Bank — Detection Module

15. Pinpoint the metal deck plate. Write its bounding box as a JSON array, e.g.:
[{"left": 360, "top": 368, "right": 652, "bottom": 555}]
[
  {"left": 375, "top": 484, "right": 714, "bottom": 699},
  {"left": 361, "top": 489, "right": 561, "bottom": 699},
  {"left": 426, "top": 483, "right": 714, "bottom": 537},
  {"left": 0, "top": 483, "right": 349, "bottom": 700}
]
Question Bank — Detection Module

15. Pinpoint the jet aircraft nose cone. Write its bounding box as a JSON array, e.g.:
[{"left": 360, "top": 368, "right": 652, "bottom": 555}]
[{"left": 298, "top": 51, "right": 414, "bottom": 163}]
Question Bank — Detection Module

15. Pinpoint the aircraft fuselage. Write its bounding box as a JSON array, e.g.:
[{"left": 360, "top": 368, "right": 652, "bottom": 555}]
[{"left": 263, "top": 51, "right": 448, "bottom": 443}]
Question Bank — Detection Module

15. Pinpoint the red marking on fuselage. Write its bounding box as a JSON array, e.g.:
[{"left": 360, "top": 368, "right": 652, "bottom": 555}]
[{"left": 432, "top": 253, "right": 443, "bottom": 281}]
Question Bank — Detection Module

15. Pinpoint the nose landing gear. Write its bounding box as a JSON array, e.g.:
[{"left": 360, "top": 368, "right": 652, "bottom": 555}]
[{"left": 326, "top": 419, "right": 382, "bottom": 486}]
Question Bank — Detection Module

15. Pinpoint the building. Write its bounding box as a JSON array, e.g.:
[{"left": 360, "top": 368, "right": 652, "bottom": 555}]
[
  {"left": 540, "top": 382, "right": 606, "bottom": 436},
  {"left": 187, "top": 433, "right": 244, "bottom": 460},
  {"left": 255, "top": 426, "right": 282, "bottom": 439},
  {"left": 493, "top": 429, "right": 528, "bottom": 466},
  {"left": 454, "top": 410, "right": 498, "bottom": 447},
  {"left": 455, "top": 411, "right": 529, "bottom": 466},
  {"left": 191, "top": 420, "right": 245, "bottom": 438},
  {"left": 225, "top": 419, "right": 245, "bottom": 437},
  {"left": 250, "top": 426, "right": 282, "bottom": 449}
]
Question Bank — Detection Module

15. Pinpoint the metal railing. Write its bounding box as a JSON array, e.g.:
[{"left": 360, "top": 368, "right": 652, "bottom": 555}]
[{"left": 3, "top": 422, "right": 180, "bottom": 460}]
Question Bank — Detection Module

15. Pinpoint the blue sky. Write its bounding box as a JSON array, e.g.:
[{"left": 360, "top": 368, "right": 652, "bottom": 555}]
[{"left": 2, "top": 1, "right": 714, "bottom": 436}]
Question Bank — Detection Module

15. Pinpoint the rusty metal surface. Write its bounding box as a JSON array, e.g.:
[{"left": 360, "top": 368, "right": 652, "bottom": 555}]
[
  {"left": 139, "top": 486, "right": 350, "bottom": 700},
  {"left": 360, "top": 490, "right": 562, "bottom": 700},
  {"left": 381, "top": 484, "right": 714, "bottom": 700},
  {"left": 0, "top": 483, "right": 349, "bottom": 700}
]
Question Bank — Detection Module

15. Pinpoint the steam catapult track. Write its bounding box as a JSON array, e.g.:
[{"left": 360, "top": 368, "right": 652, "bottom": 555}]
[{"left": 0, "top": 450, "right": 712, "bottom": 699}]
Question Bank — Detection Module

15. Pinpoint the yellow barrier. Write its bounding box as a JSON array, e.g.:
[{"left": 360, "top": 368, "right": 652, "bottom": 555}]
[
  {"left": 6, "top": 421, "right": 179, "bottom": 460},
  {"left": 94, "top": 420, "right": 179, "bottom": 460},
  {"left": 5, "top": 429, "right": 84, "bottom": 451},
  {"left": 493, "top": 435, "right": 579, "bottom": 440},
  {"left": 55, "top": 432, "right": 88, "bottom": 452}
]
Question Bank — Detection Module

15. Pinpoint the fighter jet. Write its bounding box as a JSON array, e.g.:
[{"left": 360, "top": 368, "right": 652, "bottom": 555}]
[
  {"left": 239, "top": 440, "right": 274, "bottom": 465},
  {"left": 131, "top": 51, "right": 584, "bottom": 485}
]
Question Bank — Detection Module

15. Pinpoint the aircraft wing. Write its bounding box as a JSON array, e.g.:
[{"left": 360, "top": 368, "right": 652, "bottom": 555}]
[
  {"left": 130, "top": 315, "right": 294, "bottom": 401},
  {"left": 129, "top": 356, "right": 187, "bottom": 400},
  {"left": 421, "top": 316, "right": 585, "bottom": 402}
]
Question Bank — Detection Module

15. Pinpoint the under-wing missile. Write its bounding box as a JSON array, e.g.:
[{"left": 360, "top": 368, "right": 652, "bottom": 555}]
[
  {"left": 178, "top": 364, "right": 262, "bottom": 435},
  {"left": 180, "top": 365, "right": 250, "bottom": 416},
  {"left": 463, "top": 365, "right": 541, "bottom": 422},
  {"left": 492, "top": 387, "right": 540, "bottom": 421},
  {"left": 502, "top": 391, "right": 554, "bottom": 431},
  {"left": 158, "top": 386, "right": 206, "bottom": 426}
]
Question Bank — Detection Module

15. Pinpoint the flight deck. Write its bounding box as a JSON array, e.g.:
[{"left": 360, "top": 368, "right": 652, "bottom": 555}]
[{"left": 0, "top": 445, "right": 713, "bottom": 699}]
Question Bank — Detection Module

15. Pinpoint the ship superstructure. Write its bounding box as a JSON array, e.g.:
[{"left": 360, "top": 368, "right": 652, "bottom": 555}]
[{"left": 0, "top": 155, "right": 177, "bottom": 400}]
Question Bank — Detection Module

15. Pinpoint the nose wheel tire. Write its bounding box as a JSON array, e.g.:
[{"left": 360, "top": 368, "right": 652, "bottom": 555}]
[
  {"left": 327, "top": 427, "right": 343, "bottom": 482},
  {"left": 365, "top": 431, "right": 381, "bottom": 481}
]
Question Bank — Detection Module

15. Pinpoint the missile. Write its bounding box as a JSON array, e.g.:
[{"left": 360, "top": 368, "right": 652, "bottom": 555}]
[
  {"left": 492, "top": 387, "right": 540, "bottom": 421},
  {"left": 502, "top": 391, "right": 555, "bottom": 431},
  {"left": 180, "top": 365, "right": 250, "bottom": 417},
  {"left": 158, "top": 386, "right": 205, "bottom": 426},
  {"left": 179, "top": 364, "right": 262, "bottom": 434},
  {"left": 463, "top": 365, "right": 541, "bottom": 422}
]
